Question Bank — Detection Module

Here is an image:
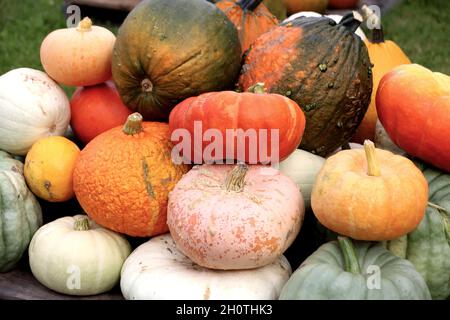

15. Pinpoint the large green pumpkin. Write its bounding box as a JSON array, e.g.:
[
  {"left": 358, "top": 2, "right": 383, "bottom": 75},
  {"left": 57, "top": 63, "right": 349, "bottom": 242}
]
[
  {"left": 239, "top": 13, "right": 372, "bottom": 156},
  {"left": 280, "top": 237, "right": 431, "bottom": 299},
  {"left": 112, "top": 0, "right": 242, "bottom": 120},
  {"left": 385, "top": 161, "right": 450, "bottom": 300},
  {"left": 0, "top": 151, "right": 42, "bottom": 272}
]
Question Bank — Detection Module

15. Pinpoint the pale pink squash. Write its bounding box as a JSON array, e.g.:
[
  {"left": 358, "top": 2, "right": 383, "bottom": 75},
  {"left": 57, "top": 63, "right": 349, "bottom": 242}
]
[{"left": 167, "top": 164, "right": 304, "bottom": 270}]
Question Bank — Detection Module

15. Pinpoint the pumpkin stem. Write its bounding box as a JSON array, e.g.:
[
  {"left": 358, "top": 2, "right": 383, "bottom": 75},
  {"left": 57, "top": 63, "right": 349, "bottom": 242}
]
[
  {"left": 141, "top": 78, "right": 153, "bottom": 92},
  {"left": 427, "top": 201, "right": 447, "bottom": 212},
  {"left": 364, "top": 140, "right": 381, "bottom": 177},
  {"left": 238, "top": 0, "right": 264, "bottom": 11},
  {"left": 428, "top": 202, "right": 450, "bottom": 244},
  {"left": 337, "top": 236, "right": 361, "bottom": 274},
  {"left": 224, "top": 163, "right": 249, "bottom": 192},
  {"left": 338, "top": 11, "right": 363, "bottom": 33},
  {"left": 123, "top": 113, "right": 144, "bottom": 135},
  {"left": 247, "top": 82, "right": 266, "bottom": 94},
  {"left": 74, "top": 217, "right": 90, "bottom": 231},
  {"left": 361, "top": 5, "right": 384, "bottom": 43},
  {"left": 371, "top": 27, "right": 385, "bottom": 44},
  {"left": 77, "top": 17, "right": 92, "bottom": 32}
]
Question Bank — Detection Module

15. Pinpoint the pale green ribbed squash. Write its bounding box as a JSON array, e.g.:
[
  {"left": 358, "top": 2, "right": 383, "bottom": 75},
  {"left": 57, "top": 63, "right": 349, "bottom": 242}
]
[
  {"left": 386, "top": 160, "right": 450, "bottom": 299},
  {"left": 0, "top": 150, "right": 42, "bottom": 272},
  {"left": 280, "top": 237, "right": 431, "bottom": 300}
]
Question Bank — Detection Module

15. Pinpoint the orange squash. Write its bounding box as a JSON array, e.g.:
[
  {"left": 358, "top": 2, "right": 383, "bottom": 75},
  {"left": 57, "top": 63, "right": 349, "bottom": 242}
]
[
  {"left": 216, "top": 0, "right": 278, "bottom": 53},
  {"left": 352, "top": 10, "right": 411, "bottom": 143},
  {"left": 40, "top": 17, "right": 115, "bottom": 86},
  {"left": 311, "top": 140, "right": 428, "bottom": 241},
  {"left": 24, "top": 136, "right": 80, "bottom": 202},
  {"left": 70, "top": 81, "right": 132, "bottom": 144},
  {"left": 73, "top": 113, "right": 190, "bottom": 237}
]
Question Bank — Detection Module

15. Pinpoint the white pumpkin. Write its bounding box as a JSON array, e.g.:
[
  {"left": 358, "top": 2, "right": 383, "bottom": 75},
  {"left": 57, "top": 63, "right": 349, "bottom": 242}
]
[
  {"left": 284, "top": 11, "right": 367, "bottom": 40},
  {"left": 0, "top": 68, "right": 70, "bottom": 155},
  {"left": 121, "top": 234, "right": 292, "bottom": 300},
  {"left": 374, "top": 120, "right": 407, "bottom": 155},
  {"left": 29, "top": 215, "right": 131, "bottom": 296},
  {"left": 279, "top": 149, "right": 325, "bottom": 208}
]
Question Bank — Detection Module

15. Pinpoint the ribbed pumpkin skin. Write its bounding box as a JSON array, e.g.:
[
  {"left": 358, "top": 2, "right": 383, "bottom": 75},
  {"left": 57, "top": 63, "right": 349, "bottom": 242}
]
[
  {"left": 387, "top": 161, "right": 450, "bottom": 300},
  {"left": 280, "top": 240, "right": 431, "bottom": 300},
  {"left": 239, "top": 16, "right": 372, "bottom": 156},
  {"left": 112, "top": 0, "right": 241, "bottom": 121},
  {"left": 73, "top": 122, "right": 190, "bottom": 237},
  {"left": 0, "top": 151, "right": 42, "bottom": 272},
  {"left": 169, "top": 90, "right": 306, "bottom": 164},
  {"left": 216, "top": 0, "right": 278, "bottom": 53}
]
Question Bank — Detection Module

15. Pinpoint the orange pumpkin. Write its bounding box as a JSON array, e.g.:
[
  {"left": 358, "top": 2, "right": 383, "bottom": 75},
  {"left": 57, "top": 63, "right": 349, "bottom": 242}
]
[
  {"left": 216, "top": 0, "right": 278, "bottom": 53},
  {"left": 40, "top": 17, "right": 116, "bottom": 86},
  {"left": 24, "top": 136, "right": 80, "bottom": 202},
  {"left": 311, "top": 140, "right": 428, "bottom": 241},
  {"left": 70, "top": 81, "right": 132, "bottom": 144},
  {"left": 376, "top": 64, "right": 450, "bottom": 173},
  {"left": 352, "top": 9, "right": 411, "bottom": 143},
  {"left": 73, "top": 113, "right": 190, "bottom": 237}
]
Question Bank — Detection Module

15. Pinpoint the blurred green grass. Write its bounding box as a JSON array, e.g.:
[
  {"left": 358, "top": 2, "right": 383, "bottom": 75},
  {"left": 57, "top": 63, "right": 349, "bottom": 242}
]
[
  {"left": 0, "top": 0, "right": 119, "bottom": 96},
  {"left": 0, "top": 0, "right": 448, "bottom": 99},
  {"left": 381, "top": 0, "right": 449, "bottom": 74}
]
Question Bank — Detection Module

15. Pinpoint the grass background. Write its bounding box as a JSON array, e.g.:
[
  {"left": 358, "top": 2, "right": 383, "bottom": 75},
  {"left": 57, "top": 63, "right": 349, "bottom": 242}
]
[{"left": 0, "top": 0, "right": 448, "bottom": 97}]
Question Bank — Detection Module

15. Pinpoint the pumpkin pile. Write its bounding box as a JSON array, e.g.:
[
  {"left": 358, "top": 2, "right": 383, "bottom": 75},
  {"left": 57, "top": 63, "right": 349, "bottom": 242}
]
[{"left": 0, "top": 0, "right": 448, "bottom": 300}]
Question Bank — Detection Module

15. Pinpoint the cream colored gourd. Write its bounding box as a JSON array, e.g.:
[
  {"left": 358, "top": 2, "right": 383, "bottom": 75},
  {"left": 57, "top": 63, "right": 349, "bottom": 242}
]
[
  {"left": 121, "top": 234, "right": 292, "bottom": 300},
  {"left": 0, "top": 68, "right": 70, "bottom": 155},
  {"left": 284, "top": 11, "right": 366, "bottom": 40},
  {"left": 29, "top": 215, "right": 131, "bottom": 296},
  {"left": 279, "top": 149, "right": 325, "bottom": 208}
]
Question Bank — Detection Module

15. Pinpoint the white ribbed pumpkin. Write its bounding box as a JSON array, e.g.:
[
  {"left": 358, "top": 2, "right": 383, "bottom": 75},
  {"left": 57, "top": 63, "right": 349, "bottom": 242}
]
[
  {"left": 121, "top": 234, "right": 292, "bottom": 300},
  {"left": 0, "top": 68, "right": 70, "bottom": 155},
  {"left": 284, "top": 11, "right": 367, "bottom": 40},
  {"left": 279, "top": 149, "right": 325, "bottom": 208},
  {"left": 29, "top": 215, "right": 131, "bottom": 296}
]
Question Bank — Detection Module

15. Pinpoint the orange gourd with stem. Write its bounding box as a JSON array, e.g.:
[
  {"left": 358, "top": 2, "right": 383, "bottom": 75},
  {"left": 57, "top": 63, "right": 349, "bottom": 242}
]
[
  {"left": 311, "top": 140, "right": 428, "bottom": 241},
  {"left": 73, "top": 113, "right": 190, "bottom": 237}
]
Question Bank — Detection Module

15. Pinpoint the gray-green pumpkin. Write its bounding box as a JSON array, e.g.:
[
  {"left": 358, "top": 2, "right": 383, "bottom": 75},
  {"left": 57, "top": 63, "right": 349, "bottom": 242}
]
[
  {"left": 0, "top": 150, "right": 42, "bottom": 272},
  {"left": 385, "top": 160, "right": 450, "bottom": 300},
  {"left": 280, "top": 237, "right": 431, "bottom": 300}
]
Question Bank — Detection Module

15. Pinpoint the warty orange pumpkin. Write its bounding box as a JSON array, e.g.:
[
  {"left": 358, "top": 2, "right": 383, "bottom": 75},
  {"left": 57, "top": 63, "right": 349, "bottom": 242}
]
[{"left": 73, "top": 113, "right": 190, "bottom": 237}]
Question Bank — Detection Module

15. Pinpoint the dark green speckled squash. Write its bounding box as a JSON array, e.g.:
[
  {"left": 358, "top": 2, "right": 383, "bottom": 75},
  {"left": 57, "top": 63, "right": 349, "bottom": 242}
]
[
  {"left": 239, "top": 13, "right": 373, "bottom": 156},
  {"left": 112, "top": 0, "right": 242, "bottom": 120}
]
